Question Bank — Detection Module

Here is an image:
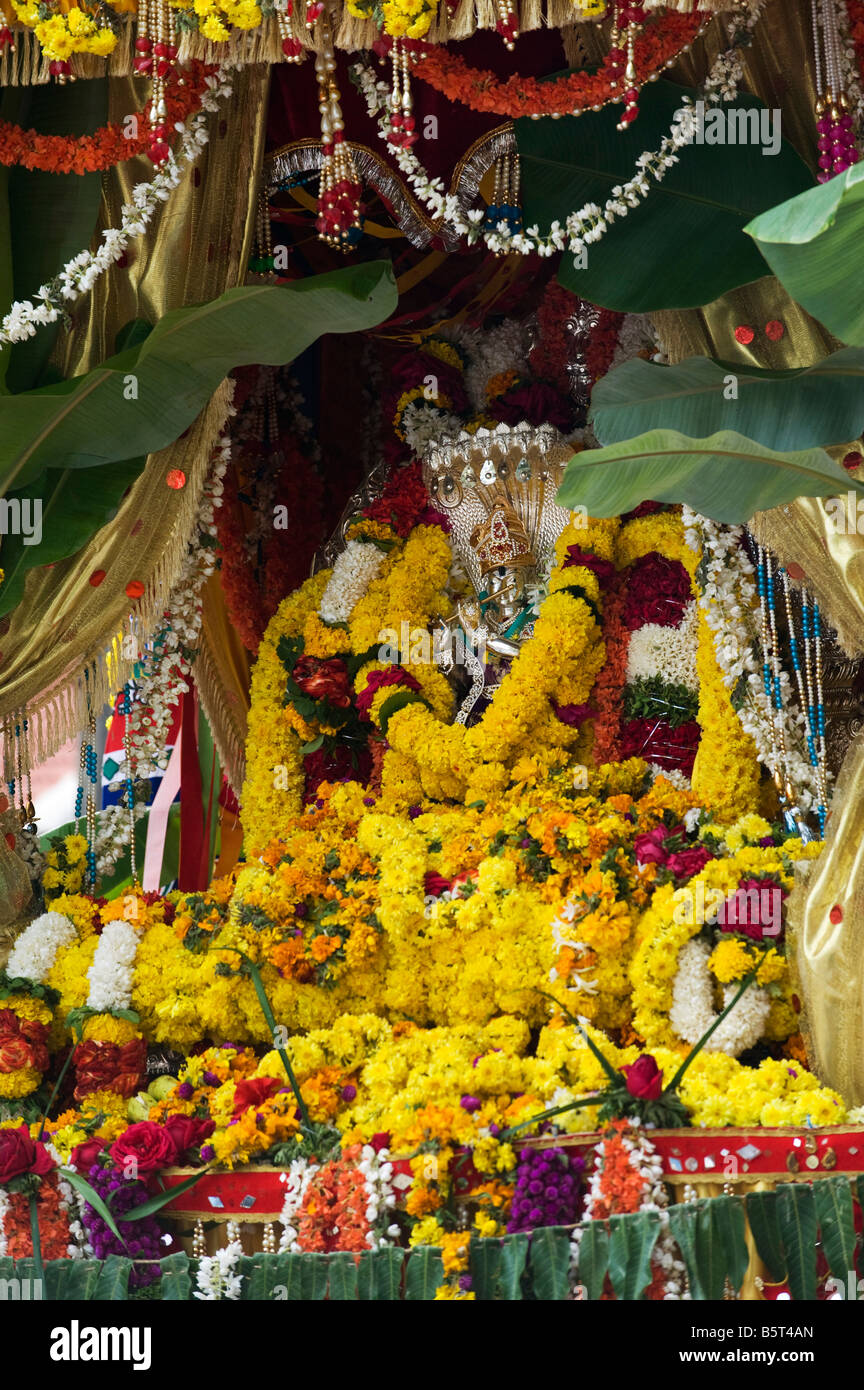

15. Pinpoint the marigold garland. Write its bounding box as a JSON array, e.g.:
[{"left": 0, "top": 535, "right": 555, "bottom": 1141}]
[
  {"left": 0, "top": 62, "right": 213, "bottom": 174},
  {"left": 410, "top": 11, "right": 703, "bottom": 119}
]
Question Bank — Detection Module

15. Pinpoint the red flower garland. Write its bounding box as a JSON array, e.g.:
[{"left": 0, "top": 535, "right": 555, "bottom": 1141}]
[
  {"left": 0, "top": 62, "right": 213, "bottom": 174},
  {"left": 411, "top": 12, "right": 703, "bottom": 120},
  {"left": 590, "top": 569, "right": 629, "bottom": 765}
]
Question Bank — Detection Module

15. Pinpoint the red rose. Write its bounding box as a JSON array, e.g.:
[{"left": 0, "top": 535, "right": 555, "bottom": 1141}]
[
  {"left": 231, "top": 1077, "right": 282, "bottom": 1118},
  {"left": 0, "top": 1008, "right": 20, "bottom": 1038},
  {"left": 74, "top": 1038, "right": 146, "bottom": 1101},
  {"left": 70, "top": 1138, "right": 105, "bottom": 1172},
  {"left": 720, "top": 880, "right": 785, "bottom": 940},
  {"left": 623, "top": 553, "right": 692, "bottom": 630},
  {"left": 0, "top": 1036, "right": 35, "bottom": 1074},
  {"left": 355, "top": 667, "right": 421, "bottom": 720},
  {"left": 621, "top": 1055, "right": 664, "bottom": 1101},
  {"left": 564, "top": 546, "right": 616, "bottom": 584},
  {"left": 109, "top": 1121, "right": 178, "bottom": 1177},
  {"left": 0, "top": 1125, "right": 54, "bottom": 1183},
  {"left": 619, "top": 717, "right": 699, "bottom": 775},
  {"left": 634, "top": 826, "right": 669, "bottom": 866},
  {"left": 162, "top": 1114, "right": 215, "bottom": 1158},
  {"left": 666, "top": 847, "right": 713, "bottom": 881},
  {"left": 424, "top": 872, "right": 453, "bottom": 897},
  {"left": 552, "top": 701, "right": 594, "bottom": 727},
  {"left": 293, "top": 655, "right": 352, "bottom": 709}
]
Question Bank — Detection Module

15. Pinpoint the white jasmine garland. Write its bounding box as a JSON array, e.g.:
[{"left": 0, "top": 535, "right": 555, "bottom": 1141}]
[
  {"left": 356, "top": 1143, "right": 404, "bottom": 1249},
  {"left": 353, "top": 60, "right": 699, "bottom": 259},
  {"left": 47, "top": 1144, "right": 89, "bottom": 1260},
  {"left": 6, "top": 910, "right": 77, "bottom": 984},
  {"left": 625, "top": 601, "right": 700, "bottom": 692},
  {"left": 669, "top": 937, "right": 770, "bottom": 1059},
  {"left": 0, "top": 65, "right": 238, "bottom": 347},
  {"left": 682, "top": 507, "right": 822, "bottom": 814},
  {"left": 352, "top": 1, "right": 764, "bottom": 262},
  {"left": 86, "top": 919, "right": 140, "bottom": 1013},
  {"left": 276, "top": 1147, "right": 402, "bottom": 1252},
  {"left": 277, "top": 1158, "right": 319, "bottom": 1252},
  {"left": 318, "top": 539, "right": 386, "bottom": 625},
  {"left": 194, "top": 1239, "right": 244, "bottom": 1300}
]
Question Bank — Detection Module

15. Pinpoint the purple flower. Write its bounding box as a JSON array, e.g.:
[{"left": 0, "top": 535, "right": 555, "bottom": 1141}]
[
  {"left": 177, "top": 1082, "right": 194, "bottom": 1100},
  {"left": 200, "top": 1144, "right": 215, "bottom": 1162},
  {"left": 341, "top": 1084, "right": 357, "bottom": 1102},
  {"left": 408, "top": 806, "right": 422, "bottom": 820},
  {"left": 460, "top": 1095, "right": 481, "bottom": 1113},
  {"left": 294, "top": 904, "right": 309, "bottom": 919},
  {"left": 203, "top": 1071, "right": 220, "bottom": 1087}
]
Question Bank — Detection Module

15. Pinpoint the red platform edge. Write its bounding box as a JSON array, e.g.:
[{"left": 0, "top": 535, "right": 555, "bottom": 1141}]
[{"left": 159, "top": 1127, "right": 864, "bottom": 1218}]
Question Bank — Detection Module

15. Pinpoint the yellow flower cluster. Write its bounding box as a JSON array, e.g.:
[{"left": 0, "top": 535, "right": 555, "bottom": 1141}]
[
  {"left": 629, "top": 840, "right": 822, "bottom": 1049},
  {"left": 10, "top": 2, "right": 120, "bottom": 60},
  {"left": 536, "top": 1021, "right": 846, "bottom": 1129},
  {"left": 384, "top": 516, "right": 616, "bottom": 805},
  {"left": 347, "top": 0, "right": 438, "bottom": 41},
  {"left": 241, "top": 571, "right": 328, "bottom": 855},
  {"left": 41, "top": 833, "right": 88, "bottom": 902},
  {"left": 166, "top": 0, "right": 262, "bottom": 42}
]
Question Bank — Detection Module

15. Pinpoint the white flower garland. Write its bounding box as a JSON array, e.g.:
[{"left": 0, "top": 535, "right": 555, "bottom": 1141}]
[
  {"left": 85, "top": 919, "right": 140, "bottom": 1014},
  {"left": 669, "top": 937, "right": 770, "bottom": 1058},
  {"left": 277, "top": 1157, "right": 319, "bottom": 1252},
  {"left": 194, "top": 1238, "right": 244, "bottom": 1300},
  {"left": 0, "top": 65, "right": 237, "bottom": 347},
  {"left": 625, "top": 600, "right": 699, "bottom": 692},
  {"left": 351, "top": 0, "right": 764, "bottom": 259},
  {"left": 6, "top": 910, "right": 77, "bottom": 984},
  {"left": 318, "top": 539, "right": 386, "bottom": 625},
  {"left": 48, "top": 1143, "right": 89, "bottom": 1259},
  {"left": 682, "top": 507, "right": 821, "bottom": 814}
]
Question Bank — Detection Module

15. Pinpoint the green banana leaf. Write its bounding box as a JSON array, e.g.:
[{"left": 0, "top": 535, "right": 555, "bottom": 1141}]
[
  {"left": 1, "top": 78, "right": 108, "bottom": 394},
  {"left": 746, "top": 164, "right": 864, "bottom": 346},
  {"left": 0, "top": 455, "right": 143, "bottom": 618},
  {"left": 516, "top": 80, "right": 811, "bottom": 313},
  {"left": 0, "top": 259, "right": 397, "bottom": 495},
  {"left": 0, "top": 261, "right": 397, "bottom": 618},
  {"left": 589, "top": 347, "right": 864, "bottom": 452},
  {"left": 557, "top": 427, "right": 863, "bottom": 524}
]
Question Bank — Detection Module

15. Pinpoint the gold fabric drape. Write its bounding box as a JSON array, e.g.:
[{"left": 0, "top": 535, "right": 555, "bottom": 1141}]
[
  {"left": 788, "top": 730, "right": 864, "bottom": 1107},
  {"left": 646, "top": 3, "right": 864, "bottom": 1103},
  {"left": 54, "top": 65, "right": 270, "bottom": 378},
  {"left": 0, "top": 383, "right": 234, "bottom": 764},
  {"left": 195, "top": 571, "right": 251, "bottom": 795},
  {"left": 0, "top": 65, "right": 270, "bottom": 770}
]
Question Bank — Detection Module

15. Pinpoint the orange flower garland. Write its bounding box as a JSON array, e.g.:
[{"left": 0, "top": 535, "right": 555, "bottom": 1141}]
[
  {"left": 590, "top": 571, "right": 628, "bottom": 764},
  {"left": 0, "top": 61, "right": 213, "bottom": 174},
  {"left": 410, "top": 11, "right": 704, "bottom": 119}
]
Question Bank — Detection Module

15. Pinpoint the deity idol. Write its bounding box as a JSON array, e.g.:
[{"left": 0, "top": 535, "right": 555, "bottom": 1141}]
[{"left": 422, "top": 421, "right": 573, "bottom": 716}]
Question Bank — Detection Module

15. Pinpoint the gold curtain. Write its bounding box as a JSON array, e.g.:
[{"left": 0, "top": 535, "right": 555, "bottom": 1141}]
[
  {"left": 0, "top": 65, "right": 270, "bottom": 776},
  {"left": 0, "top": 382, "right": 234, "bottom": 764},
  {"left": 54, "top": 64, "right": 270, "bottom": 377},
  {"left": 645, "top": 4, "right": 864, "bottom": 1104}
]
